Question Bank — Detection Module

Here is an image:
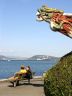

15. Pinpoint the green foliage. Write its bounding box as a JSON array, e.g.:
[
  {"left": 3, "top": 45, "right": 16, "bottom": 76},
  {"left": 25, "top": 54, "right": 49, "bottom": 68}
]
[{"left": 44, "top": 52, "right": 72, "bottom": 96}]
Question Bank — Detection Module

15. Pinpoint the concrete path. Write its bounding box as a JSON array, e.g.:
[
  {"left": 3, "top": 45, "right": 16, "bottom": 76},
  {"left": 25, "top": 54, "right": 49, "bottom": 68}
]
[{"left": 0, "top": 78, "right": 45, "bottom": 96}]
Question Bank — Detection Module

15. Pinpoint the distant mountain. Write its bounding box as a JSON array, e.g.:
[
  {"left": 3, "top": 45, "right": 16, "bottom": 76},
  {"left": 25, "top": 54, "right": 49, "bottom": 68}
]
[
  {"left": 0, "top": 55, "right": 9, "bottom": 60},
  {"left": 0, "top": 55, "right": 27, "bottom": 60},
  {"left": 28, "top": 55, "right": 49, "bottom": 60},
  {"left": 27, "top": 55, "right": 60, "bottom": 62},
  {"left": 0, "top": 55, "right": 60, "bottom": 61}
]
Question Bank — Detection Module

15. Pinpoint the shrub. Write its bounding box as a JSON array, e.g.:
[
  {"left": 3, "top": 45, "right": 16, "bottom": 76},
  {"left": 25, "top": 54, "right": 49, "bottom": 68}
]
[{"left": 44, "top": 52, "right": 72, "bottom": 96}]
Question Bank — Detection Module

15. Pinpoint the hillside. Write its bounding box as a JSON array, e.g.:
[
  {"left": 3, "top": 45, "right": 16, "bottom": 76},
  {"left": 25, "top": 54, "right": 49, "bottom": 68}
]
[
  {"left": 44, "top": 51, "right": 72, "bottom": 96},
  {"left": 0, "top": 55, "right": 9, "bottom": 60},
  {"left": 0, "top": 55, "right": 59, "bottom": 61},
  {"left": 0, "top": 55, "right": 27, "bottom": 60},
  {"left": 27, "top": 55, "right": 59, "bottom": 61}
]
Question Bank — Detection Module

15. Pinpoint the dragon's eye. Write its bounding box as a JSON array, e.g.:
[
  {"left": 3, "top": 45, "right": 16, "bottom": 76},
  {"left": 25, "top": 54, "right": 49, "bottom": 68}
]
[
  {"left": 37, "top": 9, "right": 40, "bottom": 12},
  {"left": 45, "top": 13, "right": 48, "bottom": 16}
]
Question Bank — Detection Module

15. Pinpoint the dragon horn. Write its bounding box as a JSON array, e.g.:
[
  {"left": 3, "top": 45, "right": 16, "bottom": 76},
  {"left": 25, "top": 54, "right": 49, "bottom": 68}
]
[{"left": 42, "top": 5, "right": 64, "bottom": 13}]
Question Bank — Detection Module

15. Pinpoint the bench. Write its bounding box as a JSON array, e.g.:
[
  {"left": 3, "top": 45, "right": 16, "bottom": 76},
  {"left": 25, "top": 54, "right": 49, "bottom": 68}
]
[{"left": 8, "top": 72, "right": 34, "bottom": 87}]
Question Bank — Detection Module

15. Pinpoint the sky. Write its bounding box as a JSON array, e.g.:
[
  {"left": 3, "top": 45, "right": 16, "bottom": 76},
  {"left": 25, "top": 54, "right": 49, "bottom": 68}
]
[{"left": 0, "top": 0, "right": 72, "bottom": 57}]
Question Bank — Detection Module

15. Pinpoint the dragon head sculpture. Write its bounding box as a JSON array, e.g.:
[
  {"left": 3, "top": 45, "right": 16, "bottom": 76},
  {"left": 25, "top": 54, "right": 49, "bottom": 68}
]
[
  {"left": 36, "top": 6, "right": 72, "bottom": 38},
  {"left": 36, "top": 5, "right": 64, "bottom": 22}
]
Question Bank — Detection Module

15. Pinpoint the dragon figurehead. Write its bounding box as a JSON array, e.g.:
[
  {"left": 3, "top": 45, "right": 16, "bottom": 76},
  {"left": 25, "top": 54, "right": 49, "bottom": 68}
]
[
  {"left": 36, "top": 5, "right": 64, "bottom": 22},
  {"left": 36, "top": 6, "right": 72, "bottom": 38}
]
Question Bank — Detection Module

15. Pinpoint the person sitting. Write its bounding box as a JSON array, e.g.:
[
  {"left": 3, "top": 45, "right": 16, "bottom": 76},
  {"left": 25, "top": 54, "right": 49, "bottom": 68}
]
[
  {"left": 18, "top": 65, "right": 27, "bottom": 79},
  {"left": 26, "top": 66, "right": 32, "bottom": 79},
  {"left": 19, "top": 65, "right": 27, "bottom": 74}
]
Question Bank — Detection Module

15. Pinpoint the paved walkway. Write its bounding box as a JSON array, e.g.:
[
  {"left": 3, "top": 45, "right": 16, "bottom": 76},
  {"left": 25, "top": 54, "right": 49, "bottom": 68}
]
[{"left": 0, "top": 79, "right": 45, "bottom": 96}]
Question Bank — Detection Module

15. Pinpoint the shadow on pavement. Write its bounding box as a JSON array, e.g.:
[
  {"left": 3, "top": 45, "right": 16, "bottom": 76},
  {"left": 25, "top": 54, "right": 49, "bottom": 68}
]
[{"left": 8, "top": 82, "right": 44, "bottom": 87}]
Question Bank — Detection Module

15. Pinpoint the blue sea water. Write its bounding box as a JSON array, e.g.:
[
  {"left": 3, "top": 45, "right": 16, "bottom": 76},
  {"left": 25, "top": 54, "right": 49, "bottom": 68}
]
[{"left": 0, "top": 60, "right": 57, "bottom": 79}]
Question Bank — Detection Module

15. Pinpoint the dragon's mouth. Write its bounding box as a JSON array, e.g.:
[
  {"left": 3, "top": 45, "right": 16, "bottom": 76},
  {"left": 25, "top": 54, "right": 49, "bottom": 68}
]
[{"left": 36, "top": 12, "right": 43, "bottom": 21}]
